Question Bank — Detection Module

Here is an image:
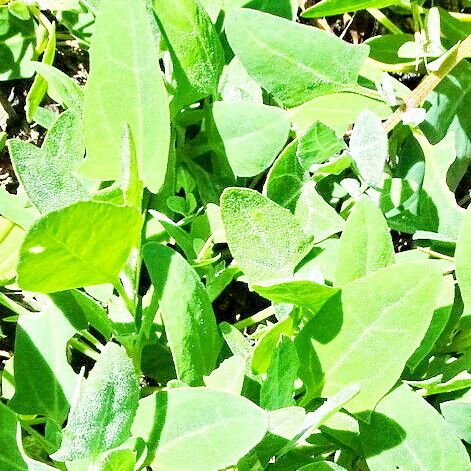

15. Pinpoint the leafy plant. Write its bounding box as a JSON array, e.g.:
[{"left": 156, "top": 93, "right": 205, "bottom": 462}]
[{"left": 0, "top": 0, "right": 471, "bottom": 470}]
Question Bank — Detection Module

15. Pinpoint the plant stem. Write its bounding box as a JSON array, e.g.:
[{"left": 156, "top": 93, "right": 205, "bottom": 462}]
[
  {"left": 234, "top": 306, "right": 276, "bottom": 330},
  {"left": 384, "top": 33, "right": 471, "bottom": 133},
  {"left": 114, "top": 278, "right": 136, "bottom": 316},
  {"left": 0, "top": 292, "right": 30, "bottom": 316},
  {"left": 367, "top": 8, "right": 404, "bottom": 34},
  {"left": 69, "top": 338, "right": 101, "bottom": 362},
  {"left": 417, "top": 247, "right": 455, "bottom": 263}
]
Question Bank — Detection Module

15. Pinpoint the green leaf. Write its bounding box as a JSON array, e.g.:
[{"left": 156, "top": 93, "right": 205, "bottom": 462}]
[
  {"left": 17, "top": 201, "right": 141, "bottom": 293},
  {"left": 422, "top": 61, "right": 471, "bottom": 188},
  {"left": 302, "top": 0, "right": 396, "bottom": 18},
  {"left": 297, "top": 122, "right": 346, "bottom": 169},
  {"left": 299, "top": 463, "right": 347, "bottom": 471},
  {"left": 298, "top": 262, "right": 442, "bottom": 413},
  {"left": 440, "top": 400, "right": 471, "bottom": 444},
  {"left": 360, "top": 384, "right": 471, "bottom": 471},
  {"left": 0, "top": 8, "right": 37, "bottom": 81},
  {"left": 94, "top": 449, "right": 136, "bottom": 471},
  {"left": 0, "top": 216, "right": 24, "bottom": 285},
  {"left": 225, "top": 8, "right": 369, "bottom": 107},
  {"left": 52, "top": 342, "right": 139, "bottom": 462},
  {"left": 455, "top": 206, "right": 471, "bottom": 315},
  {"left": 349, "top": 110, "right": 388, "bottom": 187},
  {"left": 203, "top": 355, "right": 246, "bottom": 395},
  {"left": 212, "top": 101, "right": 291, "bottom": 177},
  {"left": 80, "top": 0, "right": 170, "bottom": 193},
  {"left": 9, "top": 304, "right": 78, "bottom": 423},
  {"left": 294, "top": 181, "right": 345, "bottom": 242},
  {"left": 278, "top": 383, "right": 360, "bottom": 457},
  {"left": 143, "top": 243, "right": 221, "bottom": 385},
  {"left": 406, "top": 274, "right": 455, "bottom": 371},
  {"left": 25, "top": 23, "right": 56, "bottom": 122},
  {"left": 31, "top": 62, "right": 84, "bottom": 111},
  {"left": 9, "top": 110, "right": 89, "bottom": 214},
  {"left": 252, "top": 279, "right": 339, "bottom": 314},
  {"left": 260, "top": 336, "right": 299, "bottom": 410},
  {"left": 289, "top": 92, "right": 391, "bottom": 136},
  {"left": 0, "top": 402, "right": 27, "bottom": 471},
  {"left": 252, "top": 317, "right": 294, "bottom": 375},
  {"left": 265, "top": 140, "right": 306, "bottom": 212},
  {"left": 413, "top": 130, "right": 465, "bottom": 240},
  {"left": 219, "top": 57, "right": 263, "bottom": 104},
  {"left": 152, "top": 0, "right": 223, "bottom": 103},
  {"left": 221, "top": 188, "right": 313, "bottom": 282},
  {"left": 132, "top": 387, "right": 268, "bottom": 471},
  {"left": 335, "top": 198, "right": 394, "bottom": 287}
]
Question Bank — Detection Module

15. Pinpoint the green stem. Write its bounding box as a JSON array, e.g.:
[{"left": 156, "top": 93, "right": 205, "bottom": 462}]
[
  {"left": 69, "top": 338, "right": 101, "bottom": 362},
  {"left": 114, "top": 278, "right": 136, "bottom": 316},
  {"left": 417, "top": 247, "right": 455, "bottom": 263},
  {"left": 0, "top": 292, "right": 30, "bottom": 316},
  {"left": 384, "top": 33, "right": 471, "bottom": 132},
  {"left": 234, "top": 306, "right": 276, "bottom": 331},
  {"left": 367, "top": 8, "right": 404, "bottom": 34}
]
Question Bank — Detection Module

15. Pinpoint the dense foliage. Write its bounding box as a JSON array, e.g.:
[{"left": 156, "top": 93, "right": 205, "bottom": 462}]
[{"left": 0, "top": 0, "right": 471, "bottom": 470}]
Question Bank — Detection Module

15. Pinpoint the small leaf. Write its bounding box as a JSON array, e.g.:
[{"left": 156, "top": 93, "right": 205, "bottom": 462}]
[
  {"left": 303, "top": 0, "right": 396, "bottom": 18},
  {"left": 52, "top": 342, "right": 139, "bottom": 461},
  {"left": 260, "top": 336, "right": 299, "bottom": 410},
  {"left": 225, "top": 8, "right": 369, "bottom": 107},
  {"left": 18, "top": 201, "right": 141, "bottom": 293},
  {"left": 204, "top": 355, "right": 246, "bottom": 395},
  {"left": 132, "top": 387, "right": 268, "bottom": 471},
  {"left": 264, "top": 140, "right": 306, "bottom": 211},
  {"left": 349, "top": 110, "right": 388, "bottom": 187},
  {"left": 360, "top": 384, "right": 471, "bottom": 471},
  {"left": 0, "top": 402, "right": 27, "bottom": 470},
  {"left": 294, "top": 181, "right": 345, "bottom": 242},
  {"left": 31, "top": 62, "right": 83, "bottom": 111},
  {"left": 441, "top": 400, "right": 471, "bottom": 444},
  {"left": 152, "top": 0, "right": 224, "bottom": 103},
  {"left": 297, "top": 122, "right": 346, "bottom": 168},
  {"left": 212, "top": 101, "right": 291, "bottom": 177},
  {"left": 253, "top": 279, "right": 339, "bottom": 314},
  {"left": 221, "top": 188, "right": 313, "bottom": 282},
  {"left": 335, "top": 198, "right": 394, "bottom": 286},
  {"left": 9, "top": 110, "right": 89, "bottom": 214},
  {"left": 26, "top": 23, "right": 56, "bottom": 122},
  {"left": 0, "top": 9, "right": 37, "bottom": 81},
  {"left": 144, "top": 243, "right": 221, "bottom": 386},
  {"left": 9, "top": 304, "right": 78, "bottom": 423}
]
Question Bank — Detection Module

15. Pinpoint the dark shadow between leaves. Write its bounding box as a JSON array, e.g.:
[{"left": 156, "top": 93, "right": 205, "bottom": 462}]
[{"left": 359, "top": 411, "right": 406, "bottom": 458}]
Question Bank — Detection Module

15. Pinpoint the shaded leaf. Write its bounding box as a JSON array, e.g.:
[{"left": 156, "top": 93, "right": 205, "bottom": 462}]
[
  {"left": 360, "top": 384, "right": 470, "bottom": 471},
  {"left": 143, "top": 243, "right": 221, "bottom": 385},
  {"left": 52, "top": 343, "right": 139, "bottom": 461}
]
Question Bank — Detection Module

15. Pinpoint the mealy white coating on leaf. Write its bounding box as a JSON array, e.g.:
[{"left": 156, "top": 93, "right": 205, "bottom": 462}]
[
  {"left": 8, "top": 110, "right": 89, "bottom": 214},
  {"left": 349, "top": 110, "right": 388, "bottom": 187},
  {"left": 221, "top": 188, "right": 313, "bottom": 282},
  {"left": 52, "top": 343, "right": 139, "bottom": 461}
]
